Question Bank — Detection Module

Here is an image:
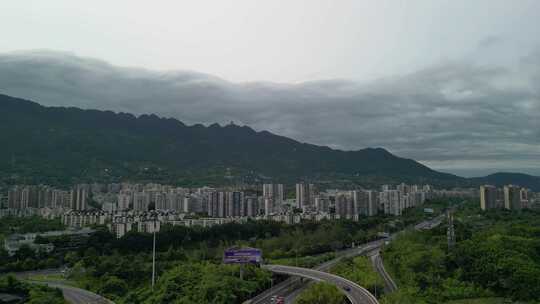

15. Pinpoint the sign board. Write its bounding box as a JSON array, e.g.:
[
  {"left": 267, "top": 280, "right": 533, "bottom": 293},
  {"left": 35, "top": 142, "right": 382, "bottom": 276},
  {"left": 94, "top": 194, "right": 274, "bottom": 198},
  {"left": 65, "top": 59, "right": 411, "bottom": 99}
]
[
  {"left": 424, "top": 208, "right": 434, "bottom": 213},
  {"left": 223, "top": 247, "right": 262, "bottom": 264}
]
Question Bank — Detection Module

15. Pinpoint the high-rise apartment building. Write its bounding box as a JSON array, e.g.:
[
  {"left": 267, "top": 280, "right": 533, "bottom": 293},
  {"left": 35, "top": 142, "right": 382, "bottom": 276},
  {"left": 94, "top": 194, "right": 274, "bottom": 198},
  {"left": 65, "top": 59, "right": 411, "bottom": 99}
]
[
  {"left": 480, "top": 185, "right": 497, "bottom": 210},
  {"left": 227, "top": 191, "right": 244, "bottom": 217},
  {"left": 245, "top": 196, "right": 259, "bottom": 217},
  {"left": 352, "top": 191, "right": 367, "bottom": 216},
  {"left": 133, "top": 192, "right": 150, "bottom": 212},
  {"left": 314, "top": 196, "right": 330, "bottom": 213},
  {"left": 335, "top": 192, "right": 354, "bottom": 218},
  {"left": 70, "top": 185, "right": 89, "bottom": 211},
  {"left": 8, "top": 186, "right": 23, "bottom": 209},
  {"left": 264, "top": 198, "right": 274, "bottom": 216},
  {"left": 504, "top": 185, "right": 521, "bottom": 210},
  {"left": 380, "top": 190, "right": 401, "bottom": 216},
  {"left": 296, "top": 183, "right": 316, "bottom": 210},
  {"left": 117, "top": 193, "right": 132, "bottom": 210},
  {"left": 364, "top": 190, "right": 379, "bottom": 216},
  {"left": 208, "top": 191, "right": 220, "bottom": 217},
  {"left": 263, "top": 184, "right": 284, "bottom": 204}
]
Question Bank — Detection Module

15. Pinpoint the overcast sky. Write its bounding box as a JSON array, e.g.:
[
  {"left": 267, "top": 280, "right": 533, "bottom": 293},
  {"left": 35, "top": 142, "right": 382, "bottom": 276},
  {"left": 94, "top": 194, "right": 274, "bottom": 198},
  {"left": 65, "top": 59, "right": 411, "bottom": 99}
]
[{"left": 1, "top": 1, "right": 539, "bottom": 176}]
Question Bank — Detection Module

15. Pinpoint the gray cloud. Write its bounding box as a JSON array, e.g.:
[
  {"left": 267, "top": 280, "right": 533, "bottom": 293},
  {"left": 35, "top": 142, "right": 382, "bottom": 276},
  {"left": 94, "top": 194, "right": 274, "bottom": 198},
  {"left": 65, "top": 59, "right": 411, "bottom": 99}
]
[
  {"left": 0, "top": 50, "right": 539, "bottom": 174},
  {"left": 478, "top": 36, "right": 503, "bottom": 48}
]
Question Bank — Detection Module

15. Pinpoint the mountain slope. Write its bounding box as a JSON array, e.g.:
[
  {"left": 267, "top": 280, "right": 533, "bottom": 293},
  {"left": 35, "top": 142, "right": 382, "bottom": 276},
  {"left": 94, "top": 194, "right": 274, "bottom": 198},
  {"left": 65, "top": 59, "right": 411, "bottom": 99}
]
[
  {"left": 0, "top": 93, "right": 462, "bottom": 186},
  {"left": 470, "top": 173, "right": 540, "bottom": 191}
]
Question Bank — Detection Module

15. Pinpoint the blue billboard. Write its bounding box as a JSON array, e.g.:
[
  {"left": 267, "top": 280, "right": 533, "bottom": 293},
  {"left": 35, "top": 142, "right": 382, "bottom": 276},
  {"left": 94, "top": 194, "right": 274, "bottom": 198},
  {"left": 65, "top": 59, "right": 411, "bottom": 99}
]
[{"left": 223, "top": 247, "right": 262, "bottom": 264}]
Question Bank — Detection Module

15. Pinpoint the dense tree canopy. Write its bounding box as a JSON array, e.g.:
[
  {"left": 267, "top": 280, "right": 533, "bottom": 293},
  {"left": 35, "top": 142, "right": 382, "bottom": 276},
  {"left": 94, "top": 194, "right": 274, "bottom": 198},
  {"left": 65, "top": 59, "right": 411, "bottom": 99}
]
[
  {"left": 295, "top": 282, "right": 346, "bottom": 304},
  {"left": 381, "top": 201, "right": 540, "bottom": 303},
  {"left": 0, "top": 275, "right": 65, "bottom": 304}
]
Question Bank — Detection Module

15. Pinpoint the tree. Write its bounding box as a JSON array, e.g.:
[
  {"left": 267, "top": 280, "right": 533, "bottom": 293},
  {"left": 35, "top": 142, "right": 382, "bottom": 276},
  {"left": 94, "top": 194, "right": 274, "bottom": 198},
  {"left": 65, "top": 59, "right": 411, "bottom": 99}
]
[
  {"left": 98, "top": 275, "right": 128, "bottom": 298},
  {"left": 295, "top": 282, "right": 345, "bottom": 304}
]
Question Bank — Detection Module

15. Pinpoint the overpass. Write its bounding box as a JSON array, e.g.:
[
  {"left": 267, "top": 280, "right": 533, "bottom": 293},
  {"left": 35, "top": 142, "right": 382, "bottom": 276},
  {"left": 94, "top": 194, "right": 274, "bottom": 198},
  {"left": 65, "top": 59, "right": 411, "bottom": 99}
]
[
  {"left": 262, "top": 264, "right": 379, "bottom": 304},
  {"left": 15, "top": 269, "right": 114, "bottom": 304},
  {"left": 249, "top": 215, "right": 445, "bottom": 304},
  {"left": 249, "top": 240, "right": 383, "bottom": 304}
]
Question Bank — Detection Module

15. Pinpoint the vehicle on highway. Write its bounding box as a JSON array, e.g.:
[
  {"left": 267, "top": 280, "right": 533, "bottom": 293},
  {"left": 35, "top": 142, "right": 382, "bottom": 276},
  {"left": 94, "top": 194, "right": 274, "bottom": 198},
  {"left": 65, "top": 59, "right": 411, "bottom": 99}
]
[
  {"left": 342, "top": 285, "right": 351, "bottom": 292},
  {"left": 270, "top": 295, "right": 284, "bottom": 304}
]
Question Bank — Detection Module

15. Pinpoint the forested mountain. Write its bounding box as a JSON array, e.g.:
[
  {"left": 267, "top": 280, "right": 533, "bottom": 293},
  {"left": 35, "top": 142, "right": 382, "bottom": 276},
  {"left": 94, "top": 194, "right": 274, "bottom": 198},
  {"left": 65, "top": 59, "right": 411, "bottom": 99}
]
[
  {"left": 470, "top": 172, "right": 540, "bottom": 191},
  {"left": 0, "top": 93, "right": 472, "bottom": 187}
]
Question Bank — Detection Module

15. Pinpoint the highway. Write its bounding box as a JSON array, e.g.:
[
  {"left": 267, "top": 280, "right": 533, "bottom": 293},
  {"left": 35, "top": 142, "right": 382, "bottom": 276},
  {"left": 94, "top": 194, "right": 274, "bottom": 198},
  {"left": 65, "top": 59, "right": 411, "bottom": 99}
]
[
  {"left": 369, "top": 251, "right": 397, "bottom": 293},
  {"left": 249, "top": 240, "right": 383, "bottom": 304},
  {"left": 366, "top": 214, "right": 445, "bottom": 294},
  {"left": 414, "top": 215, "right": 443, "bottom": 230},
  {"left": 14, "top": 269, "right": 114, "bottom": 304},
  {"left": 39, "top": 282, "right": 113, "bottom": 304},
  {"left": 249, "top": 215, "right": 446, "bottom": 304},
  {"left": 263, "top": 264, "right": 379, "bottom": 304}
]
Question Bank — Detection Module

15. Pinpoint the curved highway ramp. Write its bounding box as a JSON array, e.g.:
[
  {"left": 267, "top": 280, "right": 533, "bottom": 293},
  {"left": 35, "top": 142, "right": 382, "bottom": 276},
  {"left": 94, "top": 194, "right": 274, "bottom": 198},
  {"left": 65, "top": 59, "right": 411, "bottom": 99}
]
[{"left": 262, "top": 264, "right": 379, "bottom": 304}]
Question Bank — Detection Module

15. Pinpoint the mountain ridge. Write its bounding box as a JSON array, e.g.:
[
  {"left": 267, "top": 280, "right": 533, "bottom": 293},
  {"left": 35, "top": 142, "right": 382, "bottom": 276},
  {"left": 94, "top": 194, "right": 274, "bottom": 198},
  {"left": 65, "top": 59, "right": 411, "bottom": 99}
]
[
  {"left": 470, "top": 172, "right": 540, "bottom": 191},
  {"left": 1, "top": 93, "right": 536, "bottom": 190}
]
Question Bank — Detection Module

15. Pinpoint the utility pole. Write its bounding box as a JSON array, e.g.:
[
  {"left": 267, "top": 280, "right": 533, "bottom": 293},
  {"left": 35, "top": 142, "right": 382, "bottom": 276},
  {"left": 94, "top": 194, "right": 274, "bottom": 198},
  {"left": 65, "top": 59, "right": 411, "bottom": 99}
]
[
  {"left": 152, "top": 218, "right": 157, "bottom": 290},
  {"left": 446, "top": 208, "right": 455, "bottom": 249}
]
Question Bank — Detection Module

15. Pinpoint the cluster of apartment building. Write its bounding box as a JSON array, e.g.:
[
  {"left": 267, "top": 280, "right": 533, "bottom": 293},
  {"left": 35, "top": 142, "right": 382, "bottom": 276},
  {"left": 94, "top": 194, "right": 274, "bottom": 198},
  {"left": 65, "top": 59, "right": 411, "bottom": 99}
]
[
  {"left": 1, "top": 181, "right": 481, "bottom": 238},
  {"left": 4, "top": 184, "right": 91, "bottom": 211},
  {"left": 479, "top": 184, "right": 532, "bottom": 211}
]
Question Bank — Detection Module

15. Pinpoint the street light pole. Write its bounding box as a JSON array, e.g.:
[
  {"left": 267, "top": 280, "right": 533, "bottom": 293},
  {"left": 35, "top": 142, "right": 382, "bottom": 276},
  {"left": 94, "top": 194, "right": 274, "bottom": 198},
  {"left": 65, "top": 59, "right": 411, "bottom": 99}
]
[{"left": 152, "top": 218, "right": 156, "bottom": 290}]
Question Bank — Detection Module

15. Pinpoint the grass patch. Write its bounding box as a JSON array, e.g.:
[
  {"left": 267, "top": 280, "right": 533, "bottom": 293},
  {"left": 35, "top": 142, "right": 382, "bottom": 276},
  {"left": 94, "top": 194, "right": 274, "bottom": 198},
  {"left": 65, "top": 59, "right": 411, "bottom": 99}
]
[
  {"left": 27, "top": 273, "right": 77, "bottom": 287},
  {"left": 267, "top": 252, "right": 335, "bottom": 268},
  {"left": 445, "top": 298, "right": 517, "bottom": 304}
]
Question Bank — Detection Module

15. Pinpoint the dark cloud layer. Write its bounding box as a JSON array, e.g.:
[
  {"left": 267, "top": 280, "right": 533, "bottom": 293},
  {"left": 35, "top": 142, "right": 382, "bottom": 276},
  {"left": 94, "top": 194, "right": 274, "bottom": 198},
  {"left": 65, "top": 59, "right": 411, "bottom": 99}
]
[{"left": 0, "top": 50, "right": 538, "bottom": 174}]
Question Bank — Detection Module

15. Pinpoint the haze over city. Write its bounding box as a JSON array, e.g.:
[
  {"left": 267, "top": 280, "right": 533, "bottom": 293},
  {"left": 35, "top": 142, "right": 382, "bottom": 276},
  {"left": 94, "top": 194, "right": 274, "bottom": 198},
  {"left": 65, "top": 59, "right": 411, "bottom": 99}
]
[{"left": 1, "top": 0, "right": 539, "bottom": 175}]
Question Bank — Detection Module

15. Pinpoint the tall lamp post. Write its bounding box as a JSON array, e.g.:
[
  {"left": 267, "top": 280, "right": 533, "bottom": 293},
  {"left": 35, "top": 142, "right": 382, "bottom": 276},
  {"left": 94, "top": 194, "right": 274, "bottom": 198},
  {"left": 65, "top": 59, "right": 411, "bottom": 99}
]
[{"left": 151, "top": 216, "right": 157, "bottom": 290}]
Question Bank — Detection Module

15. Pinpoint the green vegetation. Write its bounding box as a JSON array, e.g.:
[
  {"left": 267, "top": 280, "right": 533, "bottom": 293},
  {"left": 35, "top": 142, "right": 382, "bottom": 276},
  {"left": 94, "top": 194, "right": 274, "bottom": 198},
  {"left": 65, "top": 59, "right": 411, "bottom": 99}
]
[
  {"left": 0, "top": 216, "right": 64, "bottom": 237},
  {"left": 294, "top": 282, "right": 346, "bottom": 304},
  {"left": 445, "top": 299, "right": 517, "bottom": 304},
  {"left": 331, "top": 256, "right": 384, "bottom": 297},
  {"left": 267, "top": 252, "right": 335, "bottom": 268},
  {"left": 381, "top": 201, "right": 540, "bottom": 303},
  {"left": 0, "top": 275, "right": 65, "bottom": 304},
  {"left": 0, "top": 200, "right": 446, "bottom": 303},
  {"left": 0, "top": 93, "right": 464, "bottom": 187},
  {"left": 293, "top": 255, "right": 384, "bottom": 303},
  {"left": 125, "top": 263, "right": 270, "bottom": 304},
  {"left": 27, "top": 273, "right": 73, "bottom": 286},
  {"left": 0, "top": 217, "right": 66, "bottom": 273},
  {"left": 0, "top": 218, "right": 387, "bottom": 303}
]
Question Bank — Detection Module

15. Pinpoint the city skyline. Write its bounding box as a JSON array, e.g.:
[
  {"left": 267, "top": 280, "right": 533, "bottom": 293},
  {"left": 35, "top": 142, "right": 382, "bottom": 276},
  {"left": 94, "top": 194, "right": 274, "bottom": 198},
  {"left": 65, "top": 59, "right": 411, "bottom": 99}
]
[{"left": 1, "top": 2, "right": 539, "bottom": 303}]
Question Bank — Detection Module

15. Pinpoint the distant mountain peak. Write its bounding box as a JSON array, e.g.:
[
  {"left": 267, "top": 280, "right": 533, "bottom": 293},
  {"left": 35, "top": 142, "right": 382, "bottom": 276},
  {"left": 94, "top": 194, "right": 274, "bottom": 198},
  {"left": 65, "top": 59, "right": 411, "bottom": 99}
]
[{"left": 0, "top": 92, "right": 463, "bottom": 186}]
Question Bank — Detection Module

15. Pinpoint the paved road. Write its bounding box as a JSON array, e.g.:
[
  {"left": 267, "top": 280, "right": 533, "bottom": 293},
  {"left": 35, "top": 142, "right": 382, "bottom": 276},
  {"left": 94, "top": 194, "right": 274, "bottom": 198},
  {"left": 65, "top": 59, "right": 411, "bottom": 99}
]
[
  {"left": 263, "top": 264, "right": 379, "bottom": 304},
  {"left": 38, "top": 282, "right": 113, "bottom": 304},
  {"left": 369, "top": 251, "right": 397, "bottom": 293},
  {"left": 365, "top": 214, "right": 445, "bottom": 294},
  {"left": 14, "top": 269, "right": 114, "bottom": 304},
  {"left": 249, "top": 240, "right": 384, "bottom": 304},
  {"left": 414, "top": 215, "right": 443, "bottom": 231},
  {"left": 250, "top": 215, "right": 446, "bottom": 304}
]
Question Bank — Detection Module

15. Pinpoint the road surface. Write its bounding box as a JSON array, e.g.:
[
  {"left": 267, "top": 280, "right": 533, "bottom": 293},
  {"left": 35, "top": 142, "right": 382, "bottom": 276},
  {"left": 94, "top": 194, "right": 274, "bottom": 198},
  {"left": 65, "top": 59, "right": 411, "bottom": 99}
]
[
  {"left": 369, "top": 251, "right": 397, "bottom": 293},
  {"left": 414, "top": 215, "right": 443, "bottom": 231},
  {"left": 263, "top": 264, "right": 379, "bottom": 304},
  {"left": 249, "top": 240, "right": 383, "bottom": 304},
  {"left": 249, "top": 215, "right": 446, "bottom": 304},
  {"left": 38, "top": 282, "right": 113, "bottom": 304},
  {"left": 14, "top": 269, "right": 114, "bottom": 304},
  {"left": 365, "top": 214, "right": 445, "bottom": 294}
]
